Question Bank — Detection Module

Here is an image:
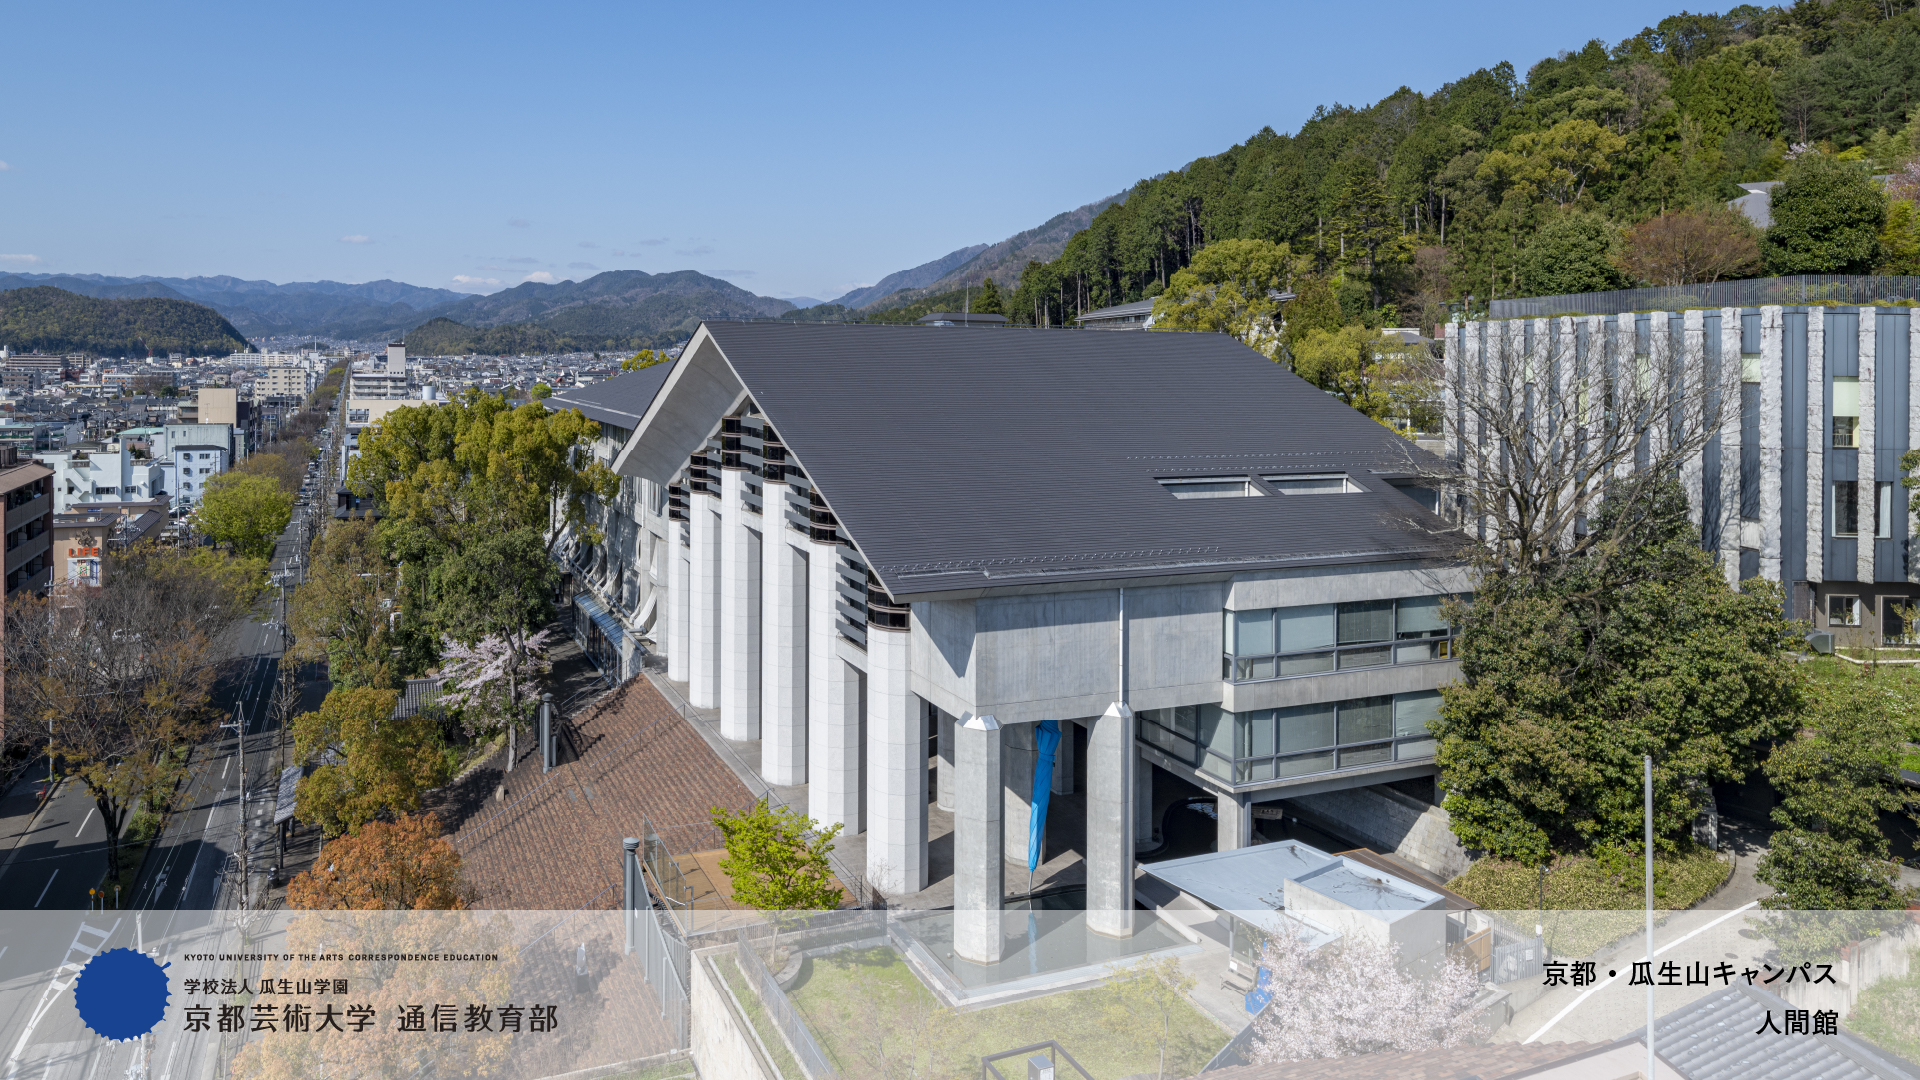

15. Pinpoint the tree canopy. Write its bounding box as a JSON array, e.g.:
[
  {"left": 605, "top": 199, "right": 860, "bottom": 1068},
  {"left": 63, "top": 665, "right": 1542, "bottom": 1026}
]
[{"left": 195, "top": 472, "right": 293, "bottom": 560}]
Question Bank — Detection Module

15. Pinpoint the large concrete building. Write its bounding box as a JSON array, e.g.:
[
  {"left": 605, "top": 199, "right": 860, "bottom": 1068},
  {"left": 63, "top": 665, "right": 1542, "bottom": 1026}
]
[
  {"left": 555, "top": 321, "right": 1467, "bottom": 961},
  {"left": 1448, "top": 304, "right": 1920, "bottom": 647},
  {"left": 2, "top": 447, "right": 54, "bottom": 596}
]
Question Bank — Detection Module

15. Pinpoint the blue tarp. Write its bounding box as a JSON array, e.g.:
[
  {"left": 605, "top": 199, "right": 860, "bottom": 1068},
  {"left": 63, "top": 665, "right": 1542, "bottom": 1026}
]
[{"left": 1028, "top": 719, "right": 1061, "bottom": 872}]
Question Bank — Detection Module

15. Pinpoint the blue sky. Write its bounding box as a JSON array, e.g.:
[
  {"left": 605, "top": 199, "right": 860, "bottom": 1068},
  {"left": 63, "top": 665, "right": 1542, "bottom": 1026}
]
[{"left": 2, "top": 0, "right": 1694, "bottom": 302}]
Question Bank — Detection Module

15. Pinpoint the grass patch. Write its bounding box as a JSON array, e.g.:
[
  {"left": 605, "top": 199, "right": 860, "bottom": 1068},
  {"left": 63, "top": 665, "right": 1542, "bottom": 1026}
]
[
  {"left": 594, "top": 1063, "right": 697, "bottom": 1080},
  {"left": 1448, "top": 845, "right": 1732, "bottom": 958},
  {"left": 1847, "top": 948, "right": 1920, "bottom": 1061},
  {"left": 715, "top": 955, "right": 805, "bottom": 1080},
  {"left": 788, "top": 946, "right": 1226, "bottom": 1080}
]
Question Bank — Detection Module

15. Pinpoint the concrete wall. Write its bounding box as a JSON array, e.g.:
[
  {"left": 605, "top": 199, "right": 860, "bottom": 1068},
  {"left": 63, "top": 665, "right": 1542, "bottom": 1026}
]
[
  {"left": 689, "top": 949, "right": 776, "bottom": 1080},
  {"left": 1226, "top": 561, "right": 1473, "bottom": 611},
  {"left": 1282, "top": 784, "right": 1471, "bottom": 881}
]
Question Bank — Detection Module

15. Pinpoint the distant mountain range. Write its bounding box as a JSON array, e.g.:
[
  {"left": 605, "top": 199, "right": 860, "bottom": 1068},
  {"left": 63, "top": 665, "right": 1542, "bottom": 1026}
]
[
  {"left": 0, "top": 188, "right": 1129, "bottom": 350},
  {"left": 0, "top": 286, "right": 249, "bottom": 357}
]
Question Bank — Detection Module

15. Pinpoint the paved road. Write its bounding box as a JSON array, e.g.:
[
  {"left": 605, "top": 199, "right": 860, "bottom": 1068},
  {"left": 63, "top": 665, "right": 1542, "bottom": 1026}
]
[{"left": 0, "top": 473, "right": 328, "bottom": 916}]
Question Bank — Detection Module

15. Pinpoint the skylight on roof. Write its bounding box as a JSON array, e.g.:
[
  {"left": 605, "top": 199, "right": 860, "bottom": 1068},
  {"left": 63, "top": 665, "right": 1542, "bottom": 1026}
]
[
  {"left": 1263, "top": 473, "right": 1362, "bottom": 495},
  {"left": 1160, "top": 477, "right": 1261, "bottom": 500}
]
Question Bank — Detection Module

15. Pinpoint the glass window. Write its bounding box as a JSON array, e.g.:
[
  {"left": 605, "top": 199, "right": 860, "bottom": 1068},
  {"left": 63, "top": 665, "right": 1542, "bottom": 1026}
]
[
  {"left": 1395, "top": 596, "right": 1447, "bottom": 637},
  {"left": 1835, "top": 482, "right": 1860, "bottom": 536},
  {"left": 1339, "top": 743, "right": 1394, "bottom": 768},
  {"left": 1833, "top": 377, "right": 1860, "bottom": 448},
  {"left": 1277, "top": 652, "right": 1336, "bottom": 676},
  {"left": 1163, "top": 478, "right": 1255, "bottom": 499},
  {"left": 1877, "top": 482, "right": 1894, "bottom": 540},
  {"left": 1234, "top": 656, "right": 1277, "bottom": 680},
  {"left": 1394, "top": 691, "right": 1442, "bottom": 738},
  {"left": 1337, "top": 600, "right": 1393, "bottom": 644},
  {"left": 1265, "top": 475, "right": 1357, "bottom": 494},
  {"left": 1277, "top": 750, "right": 1335, "bottom": 778},
  {"left": 1394, "top": 640, "right": 1449, "bottom": 663},
  {"left": 1396, "top": 738, "right": 1437, "bottom": 760},
  {"left": 1236, "top": 758, "right": 1275, "bottom": 783},
  {"left": 1278, "top": 605, "right": 1336, "bottom": 651},
  {"left": 1167, "top": 704, "right": 1199, "bottom": 739},
  {"left": 1278, "top": 703, "right": 1336, "bottom": 753},
  {"left": 1338, "top": 646, "right": 1392, "bottom": 669},
  {"left": 1200, "top": 705, "right": 1238, "bottom": 759},
  {"left": 1829, "top": 595, "right": 1862, "bottom": 627},
  {"left": 1238, "top": 709, "right": 1275, "bottom": 759},
  {"left": 1199, "top": 754, "right": 1232, "bottom": 780},
  {"left": 1338, "top": 697, "right": 1393, "bottom": 744},
  {"left": 1233, "top": 609, "right": 1274, "bottom": 656}
]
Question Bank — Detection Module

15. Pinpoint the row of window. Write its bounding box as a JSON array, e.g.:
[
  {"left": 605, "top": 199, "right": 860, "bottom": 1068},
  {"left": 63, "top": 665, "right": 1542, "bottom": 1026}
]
[
  {"left": 1223, "top": 596, "right": 1461, "bottom": 682},
  {"left": 1138, "top": 691, "right": 1440, "bottom": 785},
  {"left": 1832, "top": 481, "right": 1895, "bottom": 539}
]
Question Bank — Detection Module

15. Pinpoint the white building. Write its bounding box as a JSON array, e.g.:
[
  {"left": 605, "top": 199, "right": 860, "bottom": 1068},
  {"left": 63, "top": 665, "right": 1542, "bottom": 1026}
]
[
  {"left": 349, "top": 343, "right": 411, "bottom": 400},
  {"left": 158, "top": 442, "right": 231, "bottom": 507},
  {"left": 35, "top": 443, "right": 165, "bottom": 512}
]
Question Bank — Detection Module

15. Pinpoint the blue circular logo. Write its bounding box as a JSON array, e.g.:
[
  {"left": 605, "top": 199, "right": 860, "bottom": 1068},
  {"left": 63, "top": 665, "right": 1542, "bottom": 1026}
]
[{"left": 74, "top": 948, "right": 171, "bottom": 1041}]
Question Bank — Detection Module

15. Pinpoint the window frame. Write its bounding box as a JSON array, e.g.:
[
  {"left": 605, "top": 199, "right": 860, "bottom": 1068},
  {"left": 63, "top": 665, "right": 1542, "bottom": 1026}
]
[
  {"left": 1224, "top": 595, "right": 1462, "bottom": 683},
  {"left": 1138, "top": 690, "right": 1442, "bottom": 785},
  {"left": 1829, "top": 594, "right": 1862, "bottom": 628}
]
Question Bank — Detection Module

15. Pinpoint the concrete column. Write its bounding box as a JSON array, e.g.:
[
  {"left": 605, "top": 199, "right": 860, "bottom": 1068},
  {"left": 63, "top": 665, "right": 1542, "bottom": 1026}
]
[
  {"left": 865, "top": 624, "right": 925, "bottom": 896},
  {"left": 1721, "top": 307, "right": 1743, "bottom": 586},
  {"left": 687, "top": 499, "right": 721, "bottom": 709},
  {"left": 1051, "top": 718, "right": 1075, "bottom": 796},
  {"left": 719, "top": 469, "right": 761, "bottom": 740},
  {"left": 1860, "top": 312, "right": 1876, "bottom": 587},
  {"left": 1760, "top": 306, "right": 1785, "bottom": 583},
  {"left": 935, "top": 708, "right": 956, "bottom": 812},
  {"left": 666, "top": 524, "right": 689, "bottom": 683},
  {"left": 761, "top": 535, "right": 807, "bottom": 785},
  {"left": 1134, "top": 750, "right": 1155, "bottom": 849},
  {"left": 807, "top": 539, "right": 860, "bottom": 832},
  {"left": 954, "top": 713, "right": 1004, "bottom": 964},
  {"left": 1002, "top": 722, "right": 1037, "bottom": 867},
  {"left": 1216, "top": 790, "right": 1252, "bottom": 852},
  {"left": 1086, "top": 702, "right": 1135, "bottom": 939},
  {"left": 1682, "top": 309, "right": 1706, "bottom": 534}
]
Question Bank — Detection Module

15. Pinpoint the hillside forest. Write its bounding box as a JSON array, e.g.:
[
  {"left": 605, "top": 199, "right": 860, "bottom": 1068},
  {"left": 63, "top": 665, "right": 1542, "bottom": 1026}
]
[
  {"left": 0, "top": 286, "right": 250, "bottom": 357},
  {"left": 992, "top": 2, "right": 1920, "bottom": 335}
]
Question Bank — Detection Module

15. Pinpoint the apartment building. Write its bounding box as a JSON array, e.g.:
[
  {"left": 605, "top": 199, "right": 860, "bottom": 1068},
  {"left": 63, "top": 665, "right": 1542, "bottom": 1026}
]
[
  {"left": 36, "top": 442, "right": 166, "bottom": 512},
  {"left": 350, "top": 344, "right": 411, "bottom": 400},
  {"left": 1448, "top": 304, "right": 1920, "bottom": 648},
  {"left": 555, "top": 321, "right": 1466, "bottom": 960},
  {"left": 2, "top": 447, "right": 55, "bottom": 595},
  {"left": 52, "top": 503, "right": 165, "bottom": 586}
]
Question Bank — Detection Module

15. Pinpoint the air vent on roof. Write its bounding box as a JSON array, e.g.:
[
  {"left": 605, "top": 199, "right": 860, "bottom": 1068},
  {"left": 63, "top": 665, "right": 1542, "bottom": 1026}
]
[
  {"left": 1263, "top": 473, "right": 1361, "bottom": 494},
  {"left": 1160, "top": 477, "right": 1262, "bottom": 500}
]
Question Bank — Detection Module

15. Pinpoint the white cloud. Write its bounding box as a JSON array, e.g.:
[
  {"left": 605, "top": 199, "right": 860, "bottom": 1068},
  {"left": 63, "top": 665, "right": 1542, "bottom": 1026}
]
[
  {"left": 452, "top": 275, "right": 501, "bottom": 288},
  {"left": 0, "top": 253, "right": 42, "bottom": 265},
  {"left": 508, "top": 218, "right": 531, "bottom": 228},
  {"left": 339, "top": 234, "right": 372, "bottom": 244},
  {"left": 578, "top": 241, "right": 598, "bottom": 249},
  {"left": 0, "top": 161, "right": 12, "bottom": 172},
  {"left": 569, "top": 261, "right": 599, "bottom": 271},
  {"left": 675, "top": 245, "right": 714, "bottom": 257},
  {"left": 523, "top": 271, "right": 556, "bottom": 283}
]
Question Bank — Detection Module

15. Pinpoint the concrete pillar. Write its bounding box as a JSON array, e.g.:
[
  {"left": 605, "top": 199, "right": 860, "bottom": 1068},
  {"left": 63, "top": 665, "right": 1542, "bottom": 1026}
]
[
  {"left": 687, "top": 499, "right": 721, "bottom": 709},
  {"left": 1134, "top": 750, "right": 1155, "bottom": 849},
  {"left": 807, "top": 539, "right": 861, "bottom": 832},
  {"left": 1216, "top": 790, "right": 1252, "bottom": 852},
  {"left": 761, "top": 535, "right": 807, "bottom": 785},
  {"left": 1051, "top": 718, "right": 1075, "bottom": 796},
  {"left": 1002, "top": 721, "right": 1037, "bottom": 867},
  {"left": 954, "top": 713, "right": 1004, "bottom": 964},
  {"left": 936, "top": 708, "right": 956, "bottom": 812},
  {"left": 1086, "top": 702, "right": 1135, "bottom": 939},
  {"left": 865, "top": 623, "right": 925, "bottom": 896},
  {"left": 719, "top": 469, "right": 761, "bottom": 740},
  {"left": 666, "top": 524, "right": 689, "bottom": 683}
]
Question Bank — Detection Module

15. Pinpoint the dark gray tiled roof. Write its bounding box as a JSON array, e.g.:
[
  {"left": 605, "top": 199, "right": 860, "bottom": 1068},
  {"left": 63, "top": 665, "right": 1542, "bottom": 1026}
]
[
  {"left": 701, "top": 321, "right": 1450, "bottom": 599},
  {"left": 548, "top": 363, "right": 678, "bottom": 430},
  {"left": 1617, "top": 983, "right": 1920, "bottom": 1080}
]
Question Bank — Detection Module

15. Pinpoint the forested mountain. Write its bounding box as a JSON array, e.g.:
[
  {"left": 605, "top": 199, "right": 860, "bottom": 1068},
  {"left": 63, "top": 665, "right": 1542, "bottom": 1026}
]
[
  {"left": 0, "top": 273, "right": 470, "bottom": 340},
  {"left": 430, "top": 269, "right": 791, "bottom": 336},
  {"left": 0, "top": 286, "right": 249, "bottom": 356},
  {"left": 830, "top": 244, "right": 988, "bottom": 309},
  {"left": 983, "top": 2, "right": 1920, "bottom": 330}
]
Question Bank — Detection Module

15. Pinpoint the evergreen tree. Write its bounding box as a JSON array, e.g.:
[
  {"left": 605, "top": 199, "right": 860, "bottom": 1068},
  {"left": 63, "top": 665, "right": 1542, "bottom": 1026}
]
[
  {"left": 971, "top": 277, "right": 1003, "bottom": 315},
  {"left": 1762, "top": 153, "right": 1887, "bottom": 274},
  {"left": 1514, "top": 211, "right": 1627, "bottom": 295}
]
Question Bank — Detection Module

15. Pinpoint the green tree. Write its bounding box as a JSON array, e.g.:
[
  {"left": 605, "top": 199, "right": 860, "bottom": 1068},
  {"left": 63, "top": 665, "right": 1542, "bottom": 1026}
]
[
  {"left": 1514, "top": 211, "right": 1626, "bottom": 295},
  {"left": 711, "top": 798, "right": 845, "bottom": 950},
  {"left": 621, "top": 348, "right": 670, "bottom": 371},
  {"left": 194, "top": 472, "right": 293, "bottom": 560},
  {"left": 1152, "top": 239, "right": 1295, "bottom": 360},
  {"left": 293, "top": 687, "right": 450, "bottom": 838},
  {"left": 1878, "top": 198, "right": 1920, "bottom": 275},
  {"left": 1762, "top": 152, "right": 1887, "bottom": 274},
  {"left": 428, "top": 527, "right": 558, "bottom": 644},
  {"left": 530, "top": 383, "right": 552, "bottom": 399},
  {"left": 1435, "top": 481, "right": 1804, "bottom": 865},
  {"left": 971, "top": 277, "right": 1004, "bottom": 315},
  {"left": 288, "top": 517, "right": 402, "bottom": 691},
  {"left": 1292, "top": 326, "right": 1396, "bottom": 421}
]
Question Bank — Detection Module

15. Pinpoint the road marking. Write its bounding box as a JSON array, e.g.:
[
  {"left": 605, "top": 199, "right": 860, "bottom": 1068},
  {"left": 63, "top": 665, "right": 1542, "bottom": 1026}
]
[
  {"left": 5, "top": 920, "right": 118, "bottom": 1080},
  {"left": 221, "top": 755, "right": 229, "bottom": 779},
  {"left": 1523, "top": 900, "right": 1762, "bottom": 1043},
  {"left": 74, "top": 807, "right": 94, "bottom": 839},
  {"left": 32, "top": 871, "right": 57, "bottom": 908}
]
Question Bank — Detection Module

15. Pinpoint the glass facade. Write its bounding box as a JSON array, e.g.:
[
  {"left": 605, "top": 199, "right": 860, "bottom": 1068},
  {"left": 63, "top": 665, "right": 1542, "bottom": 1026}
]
[
  {"left": 1138, "top": 690, "right": 1441, "bottom": 785},
  {"left": 1224, "top": 595, "right": 1463, "bottom": 682}
]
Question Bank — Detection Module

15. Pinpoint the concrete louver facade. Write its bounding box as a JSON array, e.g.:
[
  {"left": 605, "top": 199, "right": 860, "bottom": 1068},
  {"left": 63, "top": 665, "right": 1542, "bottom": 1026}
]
[
  {"left": 560, "top": 320, "right": 1469, "bottom": 963},
  {"left": 1447, "top": 306, "right": 1920, "bottom": 648}
]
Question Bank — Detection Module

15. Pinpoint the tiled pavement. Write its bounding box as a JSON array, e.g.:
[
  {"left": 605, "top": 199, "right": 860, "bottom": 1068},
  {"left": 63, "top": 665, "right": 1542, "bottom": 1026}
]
[{"left": 446, "top": 672, "right": 757, "bottom": 911}]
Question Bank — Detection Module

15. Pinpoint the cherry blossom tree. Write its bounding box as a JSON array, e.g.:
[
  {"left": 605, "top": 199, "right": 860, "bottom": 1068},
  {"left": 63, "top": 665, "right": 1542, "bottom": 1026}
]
[
  {"left": 438, "top": 627, "right": 554, "bottom": 770},
  {"left": 1250, "top": 922, "right": 1483, "bottom": 1062}
]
